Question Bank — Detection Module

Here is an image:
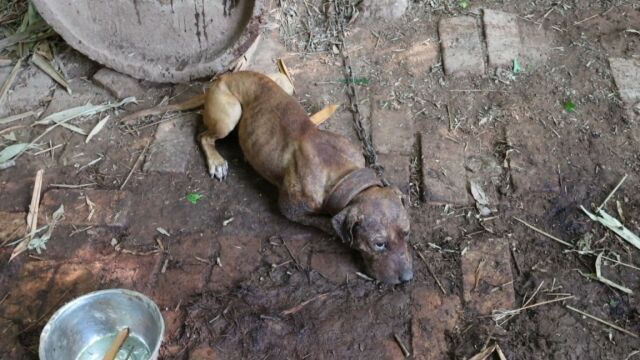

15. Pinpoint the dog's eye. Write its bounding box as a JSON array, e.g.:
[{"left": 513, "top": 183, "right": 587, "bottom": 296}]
[{"left": 373, "top": 242, "right": 387, "bottom": 251}]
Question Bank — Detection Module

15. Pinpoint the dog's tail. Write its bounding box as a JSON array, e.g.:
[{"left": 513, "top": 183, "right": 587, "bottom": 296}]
[{"left": 120, "top": 93, "right": 206, "bottom": 124}]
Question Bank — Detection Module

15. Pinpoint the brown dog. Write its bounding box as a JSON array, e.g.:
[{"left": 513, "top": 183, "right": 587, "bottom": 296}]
[{"left": 127, "top": 71, "right": 413, "bottom": 284}]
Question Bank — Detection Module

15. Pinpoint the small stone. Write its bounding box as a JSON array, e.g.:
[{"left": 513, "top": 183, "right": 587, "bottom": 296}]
[
  {"left": 310, "top": 251, "right": 358, "bottom": 283},
  {"left": 378, "top": 153, "right": 411, "bottom": 195},
  {"left": 420, "top": 129, "right": 472, "bottom": 205},
  {"left": 461, "top": 238, "right": 515, "bottom": 315},
  {"left": 0, "top": 212, "right": 25, "bottom": 244},
  {"left": 483, "top": 10, "right": 520, "bottom": 68},
  {"left": 93, "top": 67, "right": 145, "bottom": 99},
  {"left": 143, "top": 114, "right": 198, "bottom": 174},
  {"left": 371, "top": 108, "right": 414, "bottom": 155},
  {"left": 439, "top": 17, "right": 485, "bottom": 76},
  {"left": 609, "top": 58, "right": 640, "bottom": 107},
  {"left": 40, "top": 189, "right": 132, "bottom": 227},
  {"left": 359, "top": 0, "right": 408, "bottom": 20}
]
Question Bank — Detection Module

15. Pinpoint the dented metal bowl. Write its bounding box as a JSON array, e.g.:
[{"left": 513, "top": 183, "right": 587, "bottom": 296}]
[
  {"left": 39, "top": 289, "right": 164, "bottom": 360},
  {"left": 31, "top": 0, "right": 268, "bottom": 82}
]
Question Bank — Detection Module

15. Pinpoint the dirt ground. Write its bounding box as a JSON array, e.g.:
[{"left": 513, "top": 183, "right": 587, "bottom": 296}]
[{"left": 0, "top": 0, "right": 639, "bottom": 359}]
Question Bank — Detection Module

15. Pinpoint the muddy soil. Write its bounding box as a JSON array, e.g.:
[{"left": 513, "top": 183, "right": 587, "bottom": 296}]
[{"left": 0, "top": 0, "right": 639, "bottom": 359}]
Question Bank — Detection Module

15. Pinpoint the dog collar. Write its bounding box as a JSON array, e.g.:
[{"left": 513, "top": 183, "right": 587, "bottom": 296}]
[{"left": 324, "top": 168, "right": 383, "bottom": 215}]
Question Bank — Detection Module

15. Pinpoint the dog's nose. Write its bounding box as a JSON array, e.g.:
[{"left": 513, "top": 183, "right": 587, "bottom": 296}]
[{"left": 399, "top": 269, "right": 413, "bottom": 282}]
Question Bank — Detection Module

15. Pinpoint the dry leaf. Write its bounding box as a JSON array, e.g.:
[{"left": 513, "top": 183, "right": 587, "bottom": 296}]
[{"left": 85, "top": 115, "right": 110, "bottom": 143}]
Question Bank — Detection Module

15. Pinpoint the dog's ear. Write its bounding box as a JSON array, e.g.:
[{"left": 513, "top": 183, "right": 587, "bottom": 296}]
[{"left": 331, "top": 207, "right": 358, "bottom": 245}]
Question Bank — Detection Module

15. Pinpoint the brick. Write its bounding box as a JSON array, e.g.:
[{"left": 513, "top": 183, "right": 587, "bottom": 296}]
[
  {"left": 359, "top": 0, "right": 408, "bottom": 19},
  {"left": 411, "top": 286, "right": 461, "bottom": 360},
  {"left": 189, "top": 345, "right": 220, "bottom": 360},
  {"left": 143, "top": 114, "right": 198, "bottom": 174},
  {"left": 40, "top": 189, "right": 132, "bottom": 227},
  {"left": 507, "top": 128, "right": 560, "bottom": 194},
  {"left": 483, "top": 10, "right": 520, "bottom": 67},
  {"left": 57, "top": 46, "right": 99, "bottom": 79},
  {"left": 310, "top": 251, "right": 358, "bottom": 283},
  {"left": 439, "top": 17, "right": 485, "bottom": 76},
  {"left": 519, "top": 20, "right": 552, "bottom": 68},
  {"left": 371, "top": 108, "right": 414, "bottom": 155},
  {"left": 93, "top": 67, "right": 145, "bottom": 99},
  {"left": 243, "top": 31, "right": 287, "bottom": 74},
  {"left": 461, "top": 238, "right": 515, "bottom": 315},
  {"left": 395, "top": 40, "right": 440, "bottom": 76},
  {"left": 208, "top": 234, "right": 261, "bottom": 291},
  {"left": 420, "top": 129, "right": 471, "bottom": 205},
  {"left": 609, "top": 58, "right": 640, "bottom": 107},
  {"left": 0, "top": 212, "right": 25, "bottom": 244},
  {"left": 379, "top": 153, "right": 411, "bottom": 195},
  {"left": 39, "top": 78, "right": 114, "bottom": 118}
]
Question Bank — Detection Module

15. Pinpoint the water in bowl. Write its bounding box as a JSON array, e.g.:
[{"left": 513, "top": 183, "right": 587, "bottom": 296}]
[{"left": 76, "top": 332, "right": 151, "bottom": 360}]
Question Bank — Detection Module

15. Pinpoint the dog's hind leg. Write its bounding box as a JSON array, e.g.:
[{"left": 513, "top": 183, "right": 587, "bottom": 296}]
[{"left": 200, "top": 79, "right": 242, "bottom": 180}]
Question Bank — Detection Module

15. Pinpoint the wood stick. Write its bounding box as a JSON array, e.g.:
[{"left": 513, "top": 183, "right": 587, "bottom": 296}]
[
  {"left": 393, "top": 333, "right": 410, "bottom": 358},
  {"left": 513, "top": 217, "right": 573, "bottom": 247},
  {"left": 596, "top": 173, "right": 627, "bottom": 213},
  {"left": 103, "top": 327, "right": 130, "bottom": 360},
  {"left": 310, "top": 104, "right": 339, "bottom": 125},
  {"left": 416, "top": 250, "right": 446, "bottom": 294},
  {"left": 281, "top": 292, "right": 330, "bottom": 316},
  {"left": 10, "top": 169, "right": 45, "bottom": 261},
  {"left": 566, "top": 305, "right": 638, "bottom": 338},
  {"left": 120, "top": 141, "right": 150, "bottom": 190}
]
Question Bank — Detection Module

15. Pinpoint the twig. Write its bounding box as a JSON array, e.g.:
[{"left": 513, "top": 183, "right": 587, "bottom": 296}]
[
  {"left": 469, "top": 345, "right": 497, "bottom": 360},
  {"left": 473, "top": 258, "right": 485, "bottom": 291},
  {"left": 355, "top": 271, "right": 374, "bottom": 281},
  {"left": 493, "top": 295, "right": 574, "bottom": 325},
  {"left": 33, "top": 144, "right": 63, "bottom": 155},
  {"left": 513, "top": 217, "right": 573, "bottom": 247},
  {"left": 416, "top": 250, "right": 446, "bottom": 294},
  {"left": 120, "top": 140, "right": 150, "bottom": 190},
  {"left": 393, "top": 333, "right": 410, "bottom": 358},
  {"left": 50, "top": 183, "right": 97, "bottom": 189},
  {"left": 103, "top": 327, "right": 130, "bottom": 360},
  {"left": 281, "top": 292, "right": 330, "bottom": 316},
  {"left": 282, "top": 238, "right": 301, "bottom": 270},
  {"left": 596, "top": 174, "right": 627, "bottom": 213},
  {"left": 566, "top": 305, "right": 638, "bottom": 338}
]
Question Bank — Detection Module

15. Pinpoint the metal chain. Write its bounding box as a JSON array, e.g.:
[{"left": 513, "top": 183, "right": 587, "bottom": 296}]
[{"left": 332, "top": 0, "right": 387, "bottom": 185}]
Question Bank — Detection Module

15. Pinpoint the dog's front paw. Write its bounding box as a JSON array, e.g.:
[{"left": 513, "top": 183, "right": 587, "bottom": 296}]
[{"left": 210, "top": 161, "right": 229, "bottom": 180}]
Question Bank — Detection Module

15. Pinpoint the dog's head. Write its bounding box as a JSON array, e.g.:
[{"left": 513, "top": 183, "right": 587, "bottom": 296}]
[{"left": 331, "top": 186, "right": 413, "bottom": 284}]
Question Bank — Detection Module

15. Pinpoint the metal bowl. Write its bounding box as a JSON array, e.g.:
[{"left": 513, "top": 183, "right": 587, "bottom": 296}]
[
  {"left": 31, "top": 0, "right": 269, "bottom": 82},
  {"left": 39, "top": 289, "right": 164, "bottom": 360}
]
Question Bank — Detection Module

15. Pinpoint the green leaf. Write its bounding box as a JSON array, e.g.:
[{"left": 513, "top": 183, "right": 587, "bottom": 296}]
[
  {"left": 0, "top": 143, "right": 28, "bottom": 163},
  {"left": 186, "top": 193, "right": 204, "bottom": 204},
  {"left": 513, "top": 58, "right": 522, "bottom": 74},
  {"left": 459, "top": 0, "right": 470, "bottom": 9},
  {"left": 563, "top": 100, "right": 576, "bottom": 112}
]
